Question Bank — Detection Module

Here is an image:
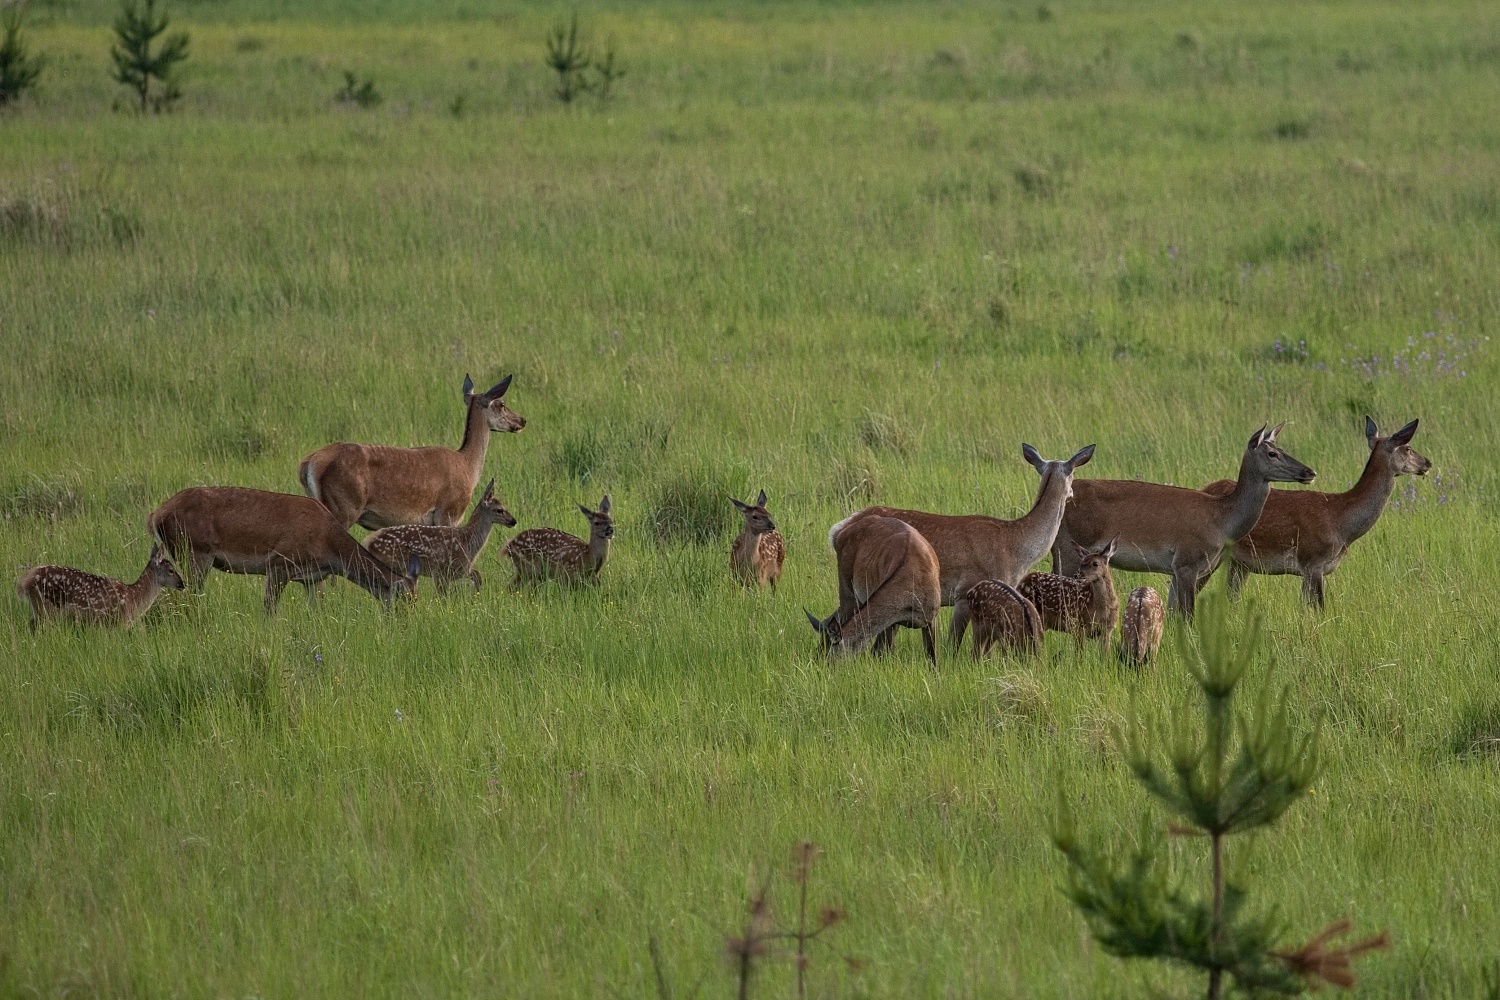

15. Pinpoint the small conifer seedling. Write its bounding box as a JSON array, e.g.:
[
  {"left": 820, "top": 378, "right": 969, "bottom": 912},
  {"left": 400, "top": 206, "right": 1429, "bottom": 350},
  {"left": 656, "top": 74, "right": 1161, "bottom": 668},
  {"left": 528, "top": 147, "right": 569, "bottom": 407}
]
[
  {"left": 109, "top": 0, "right": 189, "bottom": 113},
  {"left": 0, "top": 3, "right": 45, "bottom": 107}
]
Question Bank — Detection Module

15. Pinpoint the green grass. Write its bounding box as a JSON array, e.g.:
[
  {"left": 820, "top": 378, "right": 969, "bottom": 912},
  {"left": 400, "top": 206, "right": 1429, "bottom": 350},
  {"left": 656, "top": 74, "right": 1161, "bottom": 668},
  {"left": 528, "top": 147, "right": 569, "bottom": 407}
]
[{"left": 3, "top": 1, "right": 1499, "bottom": 995}]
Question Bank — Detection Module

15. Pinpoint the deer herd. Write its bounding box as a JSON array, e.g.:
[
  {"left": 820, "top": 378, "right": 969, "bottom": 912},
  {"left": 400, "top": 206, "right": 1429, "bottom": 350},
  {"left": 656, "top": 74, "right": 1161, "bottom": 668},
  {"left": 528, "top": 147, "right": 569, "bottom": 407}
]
[{"left": 15, "top": 372, "right": 1430, "bottom": 671}]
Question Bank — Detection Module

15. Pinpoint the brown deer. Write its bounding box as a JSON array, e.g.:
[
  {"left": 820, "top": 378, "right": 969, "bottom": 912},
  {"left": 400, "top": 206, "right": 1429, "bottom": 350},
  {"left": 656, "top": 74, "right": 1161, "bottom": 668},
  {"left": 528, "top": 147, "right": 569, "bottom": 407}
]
[
  {"left": 148, "top": 487, "right": 417, "bottom": 612},
  {"left": 807, "top": 514, "right": 941, "bottom": 665},
  {"left": 297, "top": 373, "right": 526, "bottom": 531},
  {"left": 1117, "top": 586, "right": 1164, "bottom": 666},
  {"left": 17, "top": 545, "right": 184, "bottom": 629},
  {"left": 1053, "top": 424, "right": 1314, "bottom": 616},
  {"left": 501, "top": 495, "right": 612, "bottom": 586},
  {"left": 1200, "top": 417, "right": 1430, "bottom": 607},
  {"left": 965, "top": 580, "right": 1043, "bottom": 658},
  {"left": 1018, "top": 540, "right": 1119, "bottom": 646},
  {"left": 834, "top": 442, "right": 1094, "bottom": 648},
  {"left": 363, "top": 479, "right": 517, "bottom": 595},
  {"left": 729, "top": 489, "right": 785, "bottom": 590}
]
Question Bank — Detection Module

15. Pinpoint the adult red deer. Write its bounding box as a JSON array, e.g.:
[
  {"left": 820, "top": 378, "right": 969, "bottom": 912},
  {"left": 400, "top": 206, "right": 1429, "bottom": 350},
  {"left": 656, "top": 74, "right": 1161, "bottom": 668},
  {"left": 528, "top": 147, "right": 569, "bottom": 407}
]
[
  {"left": 1054, "top": 424, "right": 1315, "bottom": 616},
  {"left": 298, "top": 374, "right": 525, "bottom": 530},
  {"left": 832, "top": 442, "right": 1095, "bottom": 648},
  {"left": 148, "top": 487, "right": 416, "bottom": 612},
  {"left": 807, "top": 514, "right": 940, "bottom": 665},
  {"left": 1200, "top": 417, "right": 1429, "bottom": 606}
]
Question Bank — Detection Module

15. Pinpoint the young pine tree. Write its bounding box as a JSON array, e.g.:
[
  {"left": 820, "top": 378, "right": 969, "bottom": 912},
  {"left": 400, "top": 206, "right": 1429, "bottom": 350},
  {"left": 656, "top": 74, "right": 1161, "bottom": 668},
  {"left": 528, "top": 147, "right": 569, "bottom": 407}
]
[
  {"left": 543, "top": 13, "right": 590, "bottom": 104},
  {"left": 1051, "top": 595, "right": 1388, "bottom": 998},
  {"left": 109, "top": 0, "right": 188, "bottom": 114},
  {"left": 0, "top": 3, "right": 45, "bottom": 107}
]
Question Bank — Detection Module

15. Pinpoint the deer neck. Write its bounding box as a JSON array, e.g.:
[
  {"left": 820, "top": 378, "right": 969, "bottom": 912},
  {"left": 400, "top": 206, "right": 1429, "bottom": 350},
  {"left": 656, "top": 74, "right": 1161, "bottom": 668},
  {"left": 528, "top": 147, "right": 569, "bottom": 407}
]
[
  {"left": 457, "top": 402, "right": 490, "bottom": 482},
  {"left": 1219, "top": 453, "right": 1273, "bottom": 542},
  {"left": 461, "top": 512, "right": 499, "bottom": 564},
  {"left": 587, "top": 533, "right": 611, "bottom": 572},
  {"left": 125, "top": 568, "right": 162, "bottom": 613},
  {"left": 1012, "top": 468, "right": 1070, "bottom": 567},
  {"left": 1336, "top": 449, "right": 1396, "bottom": 541}
]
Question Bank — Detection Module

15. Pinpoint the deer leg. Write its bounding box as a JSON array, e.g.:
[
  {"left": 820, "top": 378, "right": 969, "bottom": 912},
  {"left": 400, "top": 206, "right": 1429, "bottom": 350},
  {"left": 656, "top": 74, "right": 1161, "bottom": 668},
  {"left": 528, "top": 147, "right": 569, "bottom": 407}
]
[
  {"left": 468, "top": 568, "right": 483, "bottom": 592},
  {"left": 187, "top": 553, "right": 213, "bottom": 593},
  {"left": 948, "top": 595, "right": 973, "bottom": 650},
  {"left": 1225, "top": 560, "right": 1248, "bottom": 598},
  {"left": 1168, "top": 566, "right": 1199, "bottom": 617},
  {"left": 922, "top": 623, "right": 937, "bottom": 667},
  {"left": 872, "top": 626, "right": 897, "bottom": 655},
  {"left": 264, "top": 568, "right": 290, "bottom": 614},
  {"left": 1302, "top": 570, "right": 1326, "bottom": 608}
]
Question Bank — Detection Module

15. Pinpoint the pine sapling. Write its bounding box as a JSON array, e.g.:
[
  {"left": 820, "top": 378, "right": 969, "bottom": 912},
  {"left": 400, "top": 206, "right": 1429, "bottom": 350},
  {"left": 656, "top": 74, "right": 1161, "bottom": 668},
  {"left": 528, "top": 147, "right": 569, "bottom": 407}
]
[
  {"left": 1050, "top": 594, "right": 1388, "bottom": 998},
  {"left": 544, "top": 13, "right": 590, "bottom": 104},
  {"left": 593, "top": 38, "right": 625, "bottom": 100},
  {"left": 0, "top": 3, "right": 44, "bottom": 107},
  {"left": 109, "top": 0, "right": 189, "bottom": 114}
]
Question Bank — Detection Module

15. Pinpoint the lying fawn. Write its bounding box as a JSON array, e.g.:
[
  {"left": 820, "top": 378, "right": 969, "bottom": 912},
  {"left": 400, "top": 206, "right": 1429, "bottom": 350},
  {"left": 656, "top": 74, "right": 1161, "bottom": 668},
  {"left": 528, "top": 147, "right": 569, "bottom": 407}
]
[
  {"left": 364, "top": 479, "right": 516, "bottom": 595},
  {"left": 1019, "top": 540, "right": 1119, "bottom": 646},
  {"left": 502, "top": 495, "right": 612, "bottom": 586},
  {"left": 18, "top": 544, "right": 184, "bottom": 629},
  {"left": 965, "top": 580, "right": 1043, "bottom": 658},
  {"left": 730, "top": 489, "right": 784, "bottom": 590},
  {"left": 808, "top": 514, "right": 941, "bottom": 665},
  {"left": 1118, "top": 586, "right": 1164, "bottom": 666},
  {"left": 149, "top": 486, "right": 416, "bottom": 612}
]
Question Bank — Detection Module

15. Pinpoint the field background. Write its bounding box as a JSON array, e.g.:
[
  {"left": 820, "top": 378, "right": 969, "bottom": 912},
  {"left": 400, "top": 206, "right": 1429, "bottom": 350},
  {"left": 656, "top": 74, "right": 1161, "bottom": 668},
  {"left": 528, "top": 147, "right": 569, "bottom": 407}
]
[{"left": 3, "top": 0, "right": 1499, "bottom": 996}]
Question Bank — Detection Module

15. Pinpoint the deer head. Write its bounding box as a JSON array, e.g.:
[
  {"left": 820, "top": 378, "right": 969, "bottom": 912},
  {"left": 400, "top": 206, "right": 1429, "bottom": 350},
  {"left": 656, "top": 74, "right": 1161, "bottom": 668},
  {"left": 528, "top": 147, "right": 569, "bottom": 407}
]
[
  {"left": 148, "top": 544, "right": 186, "bottom": 591},
  {"left": 475, "top": 479, "right": 518, "bottom": 527},
  {"left": 730, "top": 489, "right": 777, "bottom": 534},
  {"left": 1366, "top": 417, "right": 1431, "bottom": 477},
  {"left": 1021, "top": 443, "right": 1096, "bottom": 500},
  {"left": 805, "top": 609, "right": 844, "bottom": 654},
  {"left": 579, "top": 494, "right": 614, "bottom": 540},
  {"left": 1246, "top": 423, "right": 1316, "bottom": 485},
  {"left": 463, "top": 373, "right": 527, "bottom": 433},
  {"left": 1071, "top": 538, "right": 1117, "bottom": 583}
]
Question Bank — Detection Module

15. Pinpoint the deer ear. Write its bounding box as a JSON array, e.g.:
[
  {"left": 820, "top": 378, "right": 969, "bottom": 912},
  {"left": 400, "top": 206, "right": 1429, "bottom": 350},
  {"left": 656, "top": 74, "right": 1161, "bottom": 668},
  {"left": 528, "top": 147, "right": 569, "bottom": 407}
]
[
  {"left": 1103, "top": 537, "right": 1118, "bottom": 559},
  {"left": 598, "top": 494, "right": 611, "bottom": 515},
  {"left": 729, "top": 496, "right": 749, "bottom": 512},
  {"left": 578, "top": 503, "right": 593, "bottom": 518},
  {"left": 1364, "top": 415, "right": 1378, "bottom": 446},
  {"left": 484, "top": 374, "right": 513, "bottom": 399},
  {"left": 1390, "top": 419, "right": 1419, "bottom": 445},
  {"left": 1073, "top": 541, "right": 1088, "bottom": 558},
  {"left": 756, "top": 489, "right": 768, "bottom": 507},
  {"left": 462, "top": 374, "right": 474, "bottom": 398},
  {"left": 805, "top": 609, "right": 824, "bottom": 634},
  {"left": 483, "top": 479, "right": 496, "bottom": 500},
  {"left": 1067, "top": 444, "right": 1096, "bottom": 470},
  {"left": 1248, "top": 425, "right": 1268, "bottom": 449},
  {"left": 1267, "top": 421, "right": 1285, "bottom": 442},
  {"left": 149, "top": 543, "right": 162, "bottom": 560},
  {"left": 1021, "top": 444, "right": 1045, "bottom": 474}
]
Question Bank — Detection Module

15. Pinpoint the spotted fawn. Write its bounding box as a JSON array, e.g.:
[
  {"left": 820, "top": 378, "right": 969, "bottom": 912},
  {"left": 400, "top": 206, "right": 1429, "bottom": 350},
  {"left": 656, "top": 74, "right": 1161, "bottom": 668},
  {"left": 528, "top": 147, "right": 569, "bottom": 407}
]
[
  {"left": 364, "top": 479, "right": 517, "bottom": 595},
  {"left": 501, "top": 495, "right": 613, "bottom": 586},
  {"left": 18, "top": 544, "right": 184, "bottom": 629},
  {"left": 730, "top": 489, "right": 784, "bottom": 590},
  {"left": 1018, "top": 539, "right": 1118, "bottom": 646}
]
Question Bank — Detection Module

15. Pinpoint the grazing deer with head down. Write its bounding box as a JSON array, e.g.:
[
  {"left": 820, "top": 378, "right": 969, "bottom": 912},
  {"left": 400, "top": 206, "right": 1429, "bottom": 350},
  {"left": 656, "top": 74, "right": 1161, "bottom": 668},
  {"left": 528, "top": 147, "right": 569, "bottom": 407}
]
[
  {"left": 363, "top": 479, "right": 517, "bottom": 595},
  {"left": 808, "top": 514, "right": 941, "bottom": 665},
  {"left": 1200, "top": 417, "right": 1430, "bottom": 607},
  {"left": 501, "top": 495, "right": 613, "bottom": 586},
  {"left": 18, "top": 545, "right": 184, "bottom": 629},
  {"left": 1053, "top": 424, "right": 1314, "bottom": 616},
  {"left": 834, "top": 442, "right": 1094, "bottom": 648},
  {"left": 730, "top": 489, "right": 784, "bottom": 590},
  {"left": 1117, "top": 586, "right": 1164, "bottom": 666},
  {"left": 297, "top": 373, "right": 526, "bottom": 531},
  {"left": 148, "top": 487, "right": 417, "bottom": 612},
  {"left": 1018, "top": 540, "right": 1119, "bottom": 646},
  {"left": 965, "top": 580, "right": 1043, "bottom": 658}
]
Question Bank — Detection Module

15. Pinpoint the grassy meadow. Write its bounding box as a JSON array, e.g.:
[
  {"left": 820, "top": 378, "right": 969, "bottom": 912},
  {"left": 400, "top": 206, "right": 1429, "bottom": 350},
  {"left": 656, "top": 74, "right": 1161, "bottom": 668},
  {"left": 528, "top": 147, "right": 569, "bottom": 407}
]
[{"left": 3, "top": 0, "right": 1499, "bottom": 995}]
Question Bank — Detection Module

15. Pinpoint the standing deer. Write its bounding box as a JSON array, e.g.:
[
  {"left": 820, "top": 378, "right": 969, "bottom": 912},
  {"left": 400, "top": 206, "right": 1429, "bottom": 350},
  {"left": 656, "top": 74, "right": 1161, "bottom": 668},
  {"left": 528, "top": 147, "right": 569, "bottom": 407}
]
[
  {"left": 965, "top": 580, "right": 1043, "bottom": 658},
  {"left": 17, "top": 545, "right": 184, "bottom": 629},
  {"left": 1053, "top": 424, "right": 1314, "bottom": 616},
  {"left": 807, "top": 514, "right": 941, "bottom": 665},
  {"left": 1200, "top": 417, "right": 1430, "bottom": 607},
  {"left": 363, "top": 479, "right": 516, "bottom": 595},
  {"left": 297, "top": 373, "right": 526, "bottom": 531},
  {"left": 729, "top": 489, "right": 785, "bottom": 590},
  {"left": 834, "top": 442, "right": 1094, "bottom": 648},
  {"left": 1018, "top": 540, "right": 1119, "bottom": 646},
  {"left": 501, "top": 495, "right": 613, "bottom": 586},
  {"left": 148, "top": 487, "right": 417, "bottom": 612},
  {"left": 1117, "top": 586, "right": 1164, "bottom": 666}
]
